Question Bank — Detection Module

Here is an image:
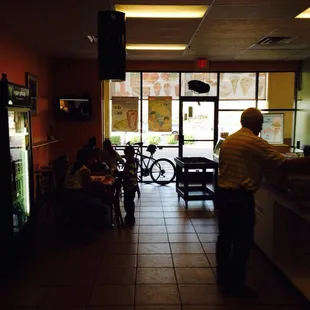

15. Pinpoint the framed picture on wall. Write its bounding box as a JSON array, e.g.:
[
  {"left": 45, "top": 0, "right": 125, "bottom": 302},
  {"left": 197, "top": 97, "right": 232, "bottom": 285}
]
[{"left": 25, "top": 72, "right": 38, "bottom": 115}]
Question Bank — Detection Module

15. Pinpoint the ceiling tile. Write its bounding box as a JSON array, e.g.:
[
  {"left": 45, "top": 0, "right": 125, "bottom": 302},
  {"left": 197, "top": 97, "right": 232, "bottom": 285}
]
[{"left": 208, "top": 4, "right": 308, "bottom": 19}]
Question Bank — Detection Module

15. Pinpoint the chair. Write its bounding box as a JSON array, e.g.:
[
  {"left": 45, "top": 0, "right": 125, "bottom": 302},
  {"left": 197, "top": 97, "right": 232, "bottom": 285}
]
[{"left": 112, "top": 177, "right": 124, "bottom": 228}]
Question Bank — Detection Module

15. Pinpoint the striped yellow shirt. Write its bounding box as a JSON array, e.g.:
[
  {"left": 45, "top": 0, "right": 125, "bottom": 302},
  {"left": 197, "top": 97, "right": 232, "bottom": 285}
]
[{"left": 218, "top": 127, "right": 286, "bottom": 193}]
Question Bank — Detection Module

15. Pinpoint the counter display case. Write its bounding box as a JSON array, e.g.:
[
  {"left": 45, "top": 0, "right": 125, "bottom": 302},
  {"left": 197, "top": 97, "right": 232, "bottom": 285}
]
[{"left": 254, "top": 172, "right": 310, "bottom": 302}]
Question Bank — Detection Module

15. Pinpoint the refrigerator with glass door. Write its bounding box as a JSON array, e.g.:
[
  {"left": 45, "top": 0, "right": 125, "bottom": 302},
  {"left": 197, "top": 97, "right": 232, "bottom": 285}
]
[{"left": 0, "top": 73, "right": 33, "bottom": 246}]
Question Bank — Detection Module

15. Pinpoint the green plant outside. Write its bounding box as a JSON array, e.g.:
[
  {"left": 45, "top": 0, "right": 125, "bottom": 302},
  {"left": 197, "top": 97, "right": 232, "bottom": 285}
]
[
  {"left": 147, "top": 136, "right": 161, "bottom": 145},
  {"left": 110, "top": 135, "right": 121, "bottom": 145}
]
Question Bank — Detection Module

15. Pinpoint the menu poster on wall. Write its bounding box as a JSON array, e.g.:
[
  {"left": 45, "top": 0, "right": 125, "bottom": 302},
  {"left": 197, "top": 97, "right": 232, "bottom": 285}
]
[
  {"left": 112, "top": 97, "right": 138, "bottom": 132},
  {"left": 148, "top": 96, "right": 172, "bottom": 132},
  {"left": 260, "top": 113, "right": 284, "bottom": 145}
]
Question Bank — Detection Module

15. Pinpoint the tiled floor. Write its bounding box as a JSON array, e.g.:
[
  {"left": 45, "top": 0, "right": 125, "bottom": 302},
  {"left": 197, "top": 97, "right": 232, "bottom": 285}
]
[{"left": 1, "top": 184, "right": 309, "bottom": 309}]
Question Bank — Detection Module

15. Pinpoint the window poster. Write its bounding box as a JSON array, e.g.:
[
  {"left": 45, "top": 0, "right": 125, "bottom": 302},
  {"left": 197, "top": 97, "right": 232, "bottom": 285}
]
[
  {"left": 143, "top": 73, "right": 179, "bottom": 98},
  {"left": 148, "top": 96, "right": 172, "bottom": 132},
  {"left": 112, "top": 97, "right": 138, "bottom": 132},
  {"left": 260, "top": 113, "right": 284, "bottom": 144},
  {"left": 219, "top": 73, "right": 256, "bottom": 100}
]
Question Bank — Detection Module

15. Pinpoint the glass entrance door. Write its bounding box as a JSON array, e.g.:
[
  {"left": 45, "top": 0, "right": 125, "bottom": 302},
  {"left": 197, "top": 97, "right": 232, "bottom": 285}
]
[{"left": 179, "top": 96, "right": 218, "bottom": 158}]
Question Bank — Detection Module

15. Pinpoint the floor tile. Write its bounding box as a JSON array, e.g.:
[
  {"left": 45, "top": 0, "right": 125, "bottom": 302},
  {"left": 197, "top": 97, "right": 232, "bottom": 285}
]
[
  {"left": 138, "top": 207, "right": 163, "bottom": 212},
  {"left": 42, "top": 287, "right": 91, "bottom": 306},
  {"left": 202, "top": 243, "right": 216, "bottom": 254},
  {"left": 170, "top": 243, "right": 204, "bottom": 254},
  {"left": 139, "top": 226, "right": 167, "bottom": 233},
  {"left": 139, "top": 212, "right": 164, "bottom": 218},
  {"left": 135, "top": 306, "right": 181, "bottom": 310},
  {"left": 139, "top": 234, "right": 168, "bottom": 243},
  {"left": 137, "top": 268, "right": 176, "bottom": 284},
  {"left": 103, "top": 233, "right": 139, "bottom": 243},
  {"left": 89, "top": 285, "right": 135, "bottom": 305},
  {"left": 165, "top": 218, "right": 191, "bottom": 225},
  {"left": 8, "top": 286, "right": 47, "bottom": 307},
  {"left": 162, "top": 206, "right": 186, "bottom": 212},
  {"left": 138, "top": 243, "right": 171, "bottom": 254},
  {"left": 179, "top": 285, "right": 224, "bottom": 305},
  {"left": 183, "top": 307, "right": 228, "bottom": 310},
  {"left": 207, "top": 254, "right": 216, "bottom": 267},
  {"left": 190, "top": 219, "right": 217, "bottom": 225},
  {"left": 40, "top": 306, "right": 87, "bottom": 310},
  {"left": 100, "top": 255, "right": 137, "bottom": 267},
  {"left": 85, "top": 306, "right": 133, "bottom": 310},
  {"left": 197, "top": 234, "right": 217, "bottom": 243},
  {"left": 193, "top": 225, "right": 218, "bottom": 233},
  {"left": 173, "top": 254, "right": 210, "bottom": 267},
  {"left": 175, "top": 268, "right": 216, "bottom": 284},
  {"left": 139, "top": 219, "right": 166, "bottom": 225},
  {"left": 102, "top": 243, "right": 138, "bottom": 255},
  {"left": 95, "top": 267, "right": 136, "bottom": 285},
  {"left": 138, "top": 255, "right": 173, "bottom": 267},
  {"left": 135, "top": 285, "right": 180, "bottom": 305},
  {"left": 164, "top": 212, "right": 187, "bottom": 218},
  {"left": 166, "top": 225, "right": 195, "bottom": 233},
  {"left": 168, "top": 234, "right": 200, "bottom": 243}
]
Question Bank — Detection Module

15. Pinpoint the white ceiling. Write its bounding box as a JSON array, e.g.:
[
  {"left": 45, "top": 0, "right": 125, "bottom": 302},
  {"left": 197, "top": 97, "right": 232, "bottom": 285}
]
[{"left": 1, "top": 0, "right": 310, "bottom": 61}]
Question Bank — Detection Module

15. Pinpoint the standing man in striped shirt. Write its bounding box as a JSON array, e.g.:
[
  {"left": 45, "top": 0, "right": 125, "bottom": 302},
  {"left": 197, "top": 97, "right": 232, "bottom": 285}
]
[{"left": 216, "top": 107, "right": 309, "bottom": 298}]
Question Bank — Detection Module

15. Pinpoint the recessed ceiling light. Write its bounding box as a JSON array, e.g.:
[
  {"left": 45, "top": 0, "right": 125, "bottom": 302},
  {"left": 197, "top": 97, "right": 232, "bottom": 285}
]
[
  {"left": 295, "top": 7, "right": 310, "bottom": 18},
  {"left": 115, "top": 5, "right": 208, "bottom": 18},
  {"left": 126, "top": 44, "right": 187, "bottom": 51}
]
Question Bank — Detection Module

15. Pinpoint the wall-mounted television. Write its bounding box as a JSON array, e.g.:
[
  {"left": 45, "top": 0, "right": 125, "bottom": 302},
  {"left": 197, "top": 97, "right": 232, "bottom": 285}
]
[{"left": 57, "top": 97, "right": 92, "bottom": 120}]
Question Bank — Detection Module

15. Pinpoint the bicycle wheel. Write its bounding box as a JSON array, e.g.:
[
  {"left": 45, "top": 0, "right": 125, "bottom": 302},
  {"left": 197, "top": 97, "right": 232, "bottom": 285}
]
[
  {"left": 137, "top": 156, "right": 154, "bottom": 182},
  {"left": 150, "top": 158, "right": 176, "bottom": 185}
]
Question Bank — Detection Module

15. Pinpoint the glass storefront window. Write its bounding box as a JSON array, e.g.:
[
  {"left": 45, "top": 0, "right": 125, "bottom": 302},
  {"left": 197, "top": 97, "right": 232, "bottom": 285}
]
[
  {"left": 219, "top": 100, "right": 256, "bottom": 110},
  {"left": 219, "top": 72, "right": 256, "bottom": 100},
  {"left": 142, "top": 72, "right": 180, "bottom": 99},
  {"left": 181, "top": 72, "right": 218, "bottom": 96},
  {"left": 110, "top": 72, "right": 141, "bottom": 98},
  {"left": 218, "top": 111, "right": 243, "bottom": 138},
  {"left": 182, "top": 141, "right": 214, "bottom": 159}
]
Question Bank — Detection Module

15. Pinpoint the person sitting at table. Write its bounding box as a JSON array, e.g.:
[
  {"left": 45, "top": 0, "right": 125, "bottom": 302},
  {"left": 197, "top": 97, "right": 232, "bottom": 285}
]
[
  {"left": 122, "top": 144, "right": 138, "bottom": 225},
  {"left": 89, "top": 148, "right": 111, "bottom": 175},
  {"left": 101, "top": 138, "right": 125, "bottom": 173},
  {"left": 82, "top": 136, "right": 97, "bottom": 153},
  {"left": 64, "top": 149, "right": 109, "bottom": 238}
]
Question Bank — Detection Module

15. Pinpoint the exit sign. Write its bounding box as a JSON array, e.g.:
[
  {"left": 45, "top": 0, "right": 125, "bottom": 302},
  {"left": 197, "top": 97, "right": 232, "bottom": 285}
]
[{"left": 196, "top": 58, "right": 208, "bottom": 70}]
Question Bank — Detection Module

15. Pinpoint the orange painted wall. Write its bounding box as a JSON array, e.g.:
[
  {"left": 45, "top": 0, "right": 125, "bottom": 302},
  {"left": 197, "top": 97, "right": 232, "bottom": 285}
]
[
  {"left": 0, "top": 32, "right": 53, "bottom": 170},
  {"left": 51, "top": 59, "right": 102, "bottom": 162}
]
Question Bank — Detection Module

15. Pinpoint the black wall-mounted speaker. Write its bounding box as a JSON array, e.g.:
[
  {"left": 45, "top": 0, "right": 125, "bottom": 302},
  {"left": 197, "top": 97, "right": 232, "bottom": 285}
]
[{"left": 98, "top": 11, "right": 126, "bottom": 81}]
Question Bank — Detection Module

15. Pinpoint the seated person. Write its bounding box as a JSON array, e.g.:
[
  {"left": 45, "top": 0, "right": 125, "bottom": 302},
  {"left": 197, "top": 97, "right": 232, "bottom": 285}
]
[
  {"left": 64, "top": 149, "right": 110, "bottom": 235},
  {"left": 101, "top": 139, "right": 125, "bottom": 173},
  {"left": 89, "top": 148, "right": 110, "bottom": 175}
]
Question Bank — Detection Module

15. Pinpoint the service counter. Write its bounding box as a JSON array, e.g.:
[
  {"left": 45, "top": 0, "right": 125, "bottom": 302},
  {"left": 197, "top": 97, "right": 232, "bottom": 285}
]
[{"left": 254, "top": 173, "right": 310, "bottom": 302}]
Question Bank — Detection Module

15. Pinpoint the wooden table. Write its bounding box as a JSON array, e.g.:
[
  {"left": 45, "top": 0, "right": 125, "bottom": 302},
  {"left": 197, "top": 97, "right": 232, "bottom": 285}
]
[{"left": 174, "top": 157, "right": 218, "bottom": 209}]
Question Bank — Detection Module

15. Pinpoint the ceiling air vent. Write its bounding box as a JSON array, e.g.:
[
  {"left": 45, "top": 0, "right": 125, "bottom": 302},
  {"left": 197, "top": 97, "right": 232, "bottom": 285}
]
[{"left": 257, "top": 36, "right": 297, "bottom": 45}]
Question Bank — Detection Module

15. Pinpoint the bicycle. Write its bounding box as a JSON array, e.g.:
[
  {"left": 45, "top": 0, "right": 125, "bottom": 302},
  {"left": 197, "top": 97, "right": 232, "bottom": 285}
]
[{"left": 126, "top": 142, "right": 176, "bottom": 185}]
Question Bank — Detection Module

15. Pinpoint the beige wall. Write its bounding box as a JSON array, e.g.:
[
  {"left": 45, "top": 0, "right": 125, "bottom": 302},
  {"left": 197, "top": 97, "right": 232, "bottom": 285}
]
[
  {"left": 296, "top": 59, "right": 310, "bottom": 147},
  {"left": 267, "top": 72, "right": 295, "bottom": 140}
]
